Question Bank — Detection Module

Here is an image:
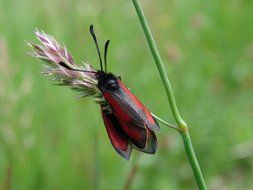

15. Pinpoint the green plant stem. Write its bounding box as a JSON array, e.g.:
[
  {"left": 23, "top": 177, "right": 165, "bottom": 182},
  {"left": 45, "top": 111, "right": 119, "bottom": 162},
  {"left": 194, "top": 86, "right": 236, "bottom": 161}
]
[
  {"left": 131, "top": 0, "right": 186, "bottom": 130},
  {"left": 151, "top": 113, "right": 179, "bottom": 131},
  {"left": 131, "top": 0, "right": 207, "bottom": 189},
  {"left": 94, "top": 121, "right": 100, "bottom": 190},
  {"left": 180, "top": 131, "right": 206, "bottom": 189}
]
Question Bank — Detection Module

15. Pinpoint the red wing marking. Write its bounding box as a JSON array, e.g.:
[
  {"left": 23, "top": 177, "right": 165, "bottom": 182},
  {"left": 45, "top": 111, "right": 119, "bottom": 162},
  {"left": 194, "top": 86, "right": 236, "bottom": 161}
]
[
  {"left": 118, "top": 120, "right": 147, "bottom": 149},
  {"left": 119, "top": 81, "right": 155, "bottom": 126},
  {"left": 101, "top": 108, "right": 132, "bottom": 160},
  {"left": 104, "top": 80, "right": 160, "bottom": 132}
]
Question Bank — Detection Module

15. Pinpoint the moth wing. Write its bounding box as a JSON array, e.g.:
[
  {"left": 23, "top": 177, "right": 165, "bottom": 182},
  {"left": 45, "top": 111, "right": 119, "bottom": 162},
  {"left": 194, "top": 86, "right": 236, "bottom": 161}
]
[
  {"left": 101, "top": 108, "right": 132, "bottom": 160},
  {"left": 118, "top": 120, "right": 157, "bottom": 154},
  {"left": 104, "top": 80, "right": 160, "bottom": 132},
  {"left": 133, "top": 127, "right": 158, "bottom": 154},
  {"left": 118, "top": 119, "right": 147, "bottom": 149},
  {"left": 112, "top": 114, "right": 157, "bottom": 153}
]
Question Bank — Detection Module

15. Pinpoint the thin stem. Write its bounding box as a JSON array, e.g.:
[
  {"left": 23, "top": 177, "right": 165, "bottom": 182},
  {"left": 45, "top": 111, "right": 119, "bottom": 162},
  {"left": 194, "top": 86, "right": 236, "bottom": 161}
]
[
  {"left": 151, "top": 113, "right": 179, "bottom": 131},
  {"left": 131, "top": 0, "right": 186, "bottom": 130},
  {"left": 131, "top": 0, "right": 207, "bottom": 189},
  {"left": 3, "top": 164, "right": 12, "bottom": 190},
  {"left": 94, "top": 121, "right": 100, "bottom": 190},
  {"left": 181, "top": 131, "right": 206, "bottom": 190},
  {"left": 123, "top": 153, "right": 141, "bottom": 190}
]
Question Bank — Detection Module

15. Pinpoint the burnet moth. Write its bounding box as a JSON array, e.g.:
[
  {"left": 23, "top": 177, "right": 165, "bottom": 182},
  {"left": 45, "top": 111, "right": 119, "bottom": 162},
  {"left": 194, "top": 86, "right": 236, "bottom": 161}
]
[{"left": 57, "top": 25, "right": 160, "bottom": 160}]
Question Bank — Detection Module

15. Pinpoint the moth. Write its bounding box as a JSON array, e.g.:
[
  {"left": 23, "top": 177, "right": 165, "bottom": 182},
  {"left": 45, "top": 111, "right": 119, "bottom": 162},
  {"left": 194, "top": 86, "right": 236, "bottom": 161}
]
[{"left": 31, "top": 25, "right": 159, "bottom": 160}]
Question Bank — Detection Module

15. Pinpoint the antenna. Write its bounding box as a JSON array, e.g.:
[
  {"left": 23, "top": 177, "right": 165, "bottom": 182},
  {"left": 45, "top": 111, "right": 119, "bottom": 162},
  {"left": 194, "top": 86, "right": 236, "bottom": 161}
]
[
  {"left": 59, "top": 62, "right": 97, "bottom": 74},
  {"left": 89, "top": 25, "right": 103, "bottom": 71},
  {"left": 104, "top": 40, "right": 110, "bottom": 72}
]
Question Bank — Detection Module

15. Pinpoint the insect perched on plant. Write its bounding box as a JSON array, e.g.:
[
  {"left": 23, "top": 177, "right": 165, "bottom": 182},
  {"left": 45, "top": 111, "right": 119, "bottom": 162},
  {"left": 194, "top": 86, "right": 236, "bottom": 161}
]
[{"left": 28, "top": 25, "right": 159, "bottom": 160}]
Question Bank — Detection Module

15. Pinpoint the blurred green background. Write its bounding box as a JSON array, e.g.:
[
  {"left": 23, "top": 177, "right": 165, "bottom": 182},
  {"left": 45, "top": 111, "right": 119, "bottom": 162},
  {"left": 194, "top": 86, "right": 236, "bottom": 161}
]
[{"left": 0, "top": 0, "right": 253, "bottom": 189}]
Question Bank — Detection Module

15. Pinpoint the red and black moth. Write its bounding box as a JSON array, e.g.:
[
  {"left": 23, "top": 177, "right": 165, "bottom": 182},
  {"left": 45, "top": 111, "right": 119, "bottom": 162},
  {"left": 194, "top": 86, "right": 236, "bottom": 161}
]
[{"left": 59, "top": 25, "right": 160, "bottom": 160}]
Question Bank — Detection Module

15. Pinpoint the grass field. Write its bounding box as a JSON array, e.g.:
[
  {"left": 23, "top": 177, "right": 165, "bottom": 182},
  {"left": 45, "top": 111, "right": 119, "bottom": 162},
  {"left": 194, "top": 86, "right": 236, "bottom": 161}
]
[{"left": 0, "top": 0, "right": 253, "bottom": 189}]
